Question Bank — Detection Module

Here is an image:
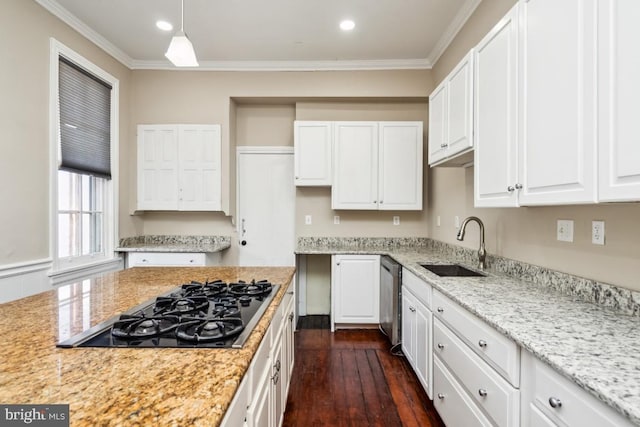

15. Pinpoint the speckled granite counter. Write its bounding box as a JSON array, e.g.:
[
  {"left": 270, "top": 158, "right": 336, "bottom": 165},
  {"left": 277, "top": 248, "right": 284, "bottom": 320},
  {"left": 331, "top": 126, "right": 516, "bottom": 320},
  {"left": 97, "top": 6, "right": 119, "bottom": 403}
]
[
  {"left": 116, "top": 235, "right": 231, "bottom": 253},
  {"left": 0, "top": 266, "right": 295, "bottom": 426},
  {"left": 297, "top": 237, "right": 640, "bottom": 425}
]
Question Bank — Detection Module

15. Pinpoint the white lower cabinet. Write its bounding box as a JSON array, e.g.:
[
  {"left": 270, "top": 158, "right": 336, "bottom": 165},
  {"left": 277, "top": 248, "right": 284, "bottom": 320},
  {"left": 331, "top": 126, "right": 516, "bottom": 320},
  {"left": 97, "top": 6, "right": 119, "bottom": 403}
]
[
  {"left": 432, "top": 289, "right": 520, "bottom": 427},
  {"left": 331, "top": 255, "right": 380, "bottom": 330},
  {"left": 401, "top": 268, "right": 432, "bottom": 399},
  {"left": 521, "top": 350, "right": 633, "bottom": 427},
  {"left": 126, "top": 251, "right": 221, "bottom": 267},
  {"left": 222, "top": 282, "right": 295, "bottom": 427}
]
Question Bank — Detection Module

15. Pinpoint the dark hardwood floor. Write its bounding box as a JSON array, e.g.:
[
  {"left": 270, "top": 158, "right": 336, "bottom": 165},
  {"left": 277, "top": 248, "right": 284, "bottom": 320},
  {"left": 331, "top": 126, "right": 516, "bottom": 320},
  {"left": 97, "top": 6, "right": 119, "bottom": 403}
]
[{"left": 283, "top": 317, "right": 445, "bottom": 427}]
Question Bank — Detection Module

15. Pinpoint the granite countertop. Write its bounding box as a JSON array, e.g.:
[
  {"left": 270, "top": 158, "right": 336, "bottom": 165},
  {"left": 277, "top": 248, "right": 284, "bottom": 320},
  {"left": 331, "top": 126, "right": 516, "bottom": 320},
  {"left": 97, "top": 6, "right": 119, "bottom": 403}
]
[
  {"left": 116, "top": 235, "right": 231, "bottom": 253},
  {"left": 296, "top": 237, "right": 640, "bottom": 426},
  {"left": 0, "top": 266, "right": 295, "bottom": 426}
]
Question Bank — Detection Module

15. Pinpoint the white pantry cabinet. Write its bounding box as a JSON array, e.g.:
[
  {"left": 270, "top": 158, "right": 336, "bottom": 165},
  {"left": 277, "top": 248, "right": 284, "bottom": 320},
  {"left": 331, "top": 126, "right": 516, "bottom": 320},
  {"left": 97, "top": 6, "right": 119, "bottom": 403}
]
[
  {"left": 474, "top": 4, "right": 520, "bottom": 207},
  {"left": 331, "top": 254, "right": 380, "bottom": 329},
  {"left": 517, "top": 0, "right": 597, "bottom": 205},
  {"left": 137, "top": 124, "right": 222, "bottom": 211},
  {"left": 521, "top": 350, "right": 633, "bottom": 427},
  {"left": 429, "top": 51, "right": 474, "bottom": 167},
  {"left": 401, "top": 268, "right": 432, "bottom": 399},
  {"left": 598, "top": 0, "right": 640, "bottom": 202},
  {"left": 332, "top": 121, "right": 423, "bottom": 210},
  {"left": 294, "top": 121, "right": 332, "bottom": 186}
]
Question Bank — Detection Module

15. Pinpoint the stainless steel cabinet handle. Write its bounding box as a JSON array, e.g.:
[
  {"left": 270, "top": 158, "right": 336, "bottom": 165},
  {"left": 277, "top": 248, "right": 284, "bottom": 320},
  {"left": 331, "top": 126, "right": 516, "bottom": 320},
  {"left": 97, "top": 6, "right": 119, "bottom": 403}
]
[
  {"left": 437, "top": 307, "right": 444, "bottom": 313},
  {"left": 478, "top": 339, "right": 487, "bottom": 348},
  {"left": 507, "top": 186, "right": 515, "bottom": 192},
  {"left": 549, "top": 397, "right": 562, "bottom": 408},
  {"left": 288, "top": 313, "right": 294, "bottom": 321},
  {"left": 437, "top": 393, "right": 445, "bottom": 400},
  {"left": 478, "top": 389, "right": 488, "bottom": 397},
  {"left": 440, "top": 143, "right": 447, "bottom": 148},
  {"left": 380, "top": 200, "right": 383, "bottom": 204},
  {"left": 409, "top": 306, "right": 416, "bottom": 313},
  {"left": 437, "top": 343, "right": 445, "bottom": 349},
  {"left": 515, "top": 183, "right": 523, "bottom": 190}
]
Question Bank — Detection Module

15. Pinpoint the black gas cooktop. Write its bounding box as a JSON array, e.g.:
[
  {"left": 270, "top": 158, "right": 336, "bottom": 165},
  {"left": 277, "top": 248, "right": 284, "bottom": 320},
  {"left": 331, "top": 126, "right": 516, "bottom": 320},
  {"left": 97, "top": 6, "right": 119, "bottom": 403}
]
[{"left": 57, "top": 279, "right": 278, "bottom": 349}]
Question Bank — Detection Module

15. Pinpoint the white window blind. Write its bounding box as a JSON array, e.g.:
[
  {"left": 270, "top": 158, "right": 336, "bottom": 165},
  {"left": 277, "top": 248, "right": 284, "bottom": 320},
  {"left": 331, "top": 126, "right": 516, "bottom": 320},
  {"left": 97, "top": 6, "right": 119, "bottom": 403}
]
[{"left": 58, "top": 56, "right": 112, "bottom": 179}]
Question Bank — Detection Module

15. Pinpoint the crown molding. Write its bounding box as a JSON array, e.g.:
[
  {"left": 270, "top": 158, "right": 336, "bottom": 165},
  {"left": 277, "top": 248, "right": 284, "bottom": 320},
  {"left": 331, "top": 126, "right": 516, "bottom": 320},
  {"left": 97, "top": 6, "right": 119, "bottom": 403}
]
[
  {"left": 130, "top": 58, "right": 432, "bottom": 71},
  {"left": 427, "top": 0, "right": 482, "bottom": 67},
  {"left": 35, "top": 0, "right": 134, "bottom": 68}
]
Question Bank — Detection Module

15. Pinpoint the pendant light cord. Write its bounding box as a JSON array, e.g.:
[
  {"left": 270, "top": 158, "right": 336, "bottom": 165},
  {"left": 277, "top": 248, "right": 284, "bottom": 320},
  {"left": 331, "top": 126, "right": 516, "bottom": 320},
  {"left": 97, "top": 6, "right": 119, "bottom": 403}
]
[{"left": 181, "top": 0, "right": 185, "bottom": 31}]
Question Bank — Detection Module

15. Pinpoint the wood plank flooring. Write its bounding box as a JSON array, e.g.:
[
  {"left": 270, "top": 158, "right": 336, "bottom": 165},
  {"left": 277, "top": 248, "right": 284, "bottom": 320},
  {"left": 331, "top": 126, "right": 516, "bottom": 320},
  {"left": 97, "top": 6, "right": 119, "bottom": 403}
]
[{"left": 283, "top": 319, "right": 445, "bottom": 427}]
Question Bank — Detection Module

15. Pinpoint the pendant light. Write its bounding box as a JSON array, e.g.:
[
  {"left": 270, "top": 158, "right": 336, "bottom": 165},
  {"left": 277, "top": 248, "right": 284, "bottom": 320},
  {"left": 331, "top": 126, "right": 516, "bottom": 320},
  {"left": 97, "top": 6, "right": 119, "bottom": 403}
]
[{"left": 165, "top": 0, "right": 199, "bottom": 67}]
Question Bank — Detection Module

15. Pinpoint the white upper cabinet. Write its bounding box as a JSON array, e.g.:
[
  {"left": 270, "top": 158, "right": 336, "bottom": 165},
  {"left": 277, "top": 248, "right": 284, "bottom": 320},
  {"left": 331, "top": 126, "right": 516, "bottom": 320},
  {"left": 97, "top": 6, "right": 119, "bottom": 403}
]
[
  {"left": 518, "top": 0, "right": 597, "bottom": 205},
  {"left": 137, "top": 124, "right": 222, "bottom": 211},
  {"left": 429, "top": 51, "right": 474, "bottom": 167},
  {"left": 598, "top": 0, "right": 640, "bottom": 202},
  {"left": 474, "top": 4, "right": 520, "bottom": 208},
  {"left": 378, "top": 122, "right": 423, "bottom": 210},
  {"left": 332, "top": 122, "right": 379, "bottom": 210},
  {"left": 294, "top": 121, "right": 332, "bottom": 186},
  {"left": 332, "top": 121, "right": 423, "bottom": 210}
]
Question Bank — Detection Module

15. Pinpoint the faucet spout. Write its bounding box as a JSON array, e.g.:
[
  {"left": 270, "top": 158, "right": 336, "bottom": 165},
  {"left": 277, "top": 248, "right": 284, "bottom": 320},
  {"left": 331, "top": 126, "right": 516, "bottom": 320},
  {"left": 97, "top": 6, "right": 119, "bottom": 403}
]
[{"left": 456, "top": 216, "right": 486, "bottom": 270}]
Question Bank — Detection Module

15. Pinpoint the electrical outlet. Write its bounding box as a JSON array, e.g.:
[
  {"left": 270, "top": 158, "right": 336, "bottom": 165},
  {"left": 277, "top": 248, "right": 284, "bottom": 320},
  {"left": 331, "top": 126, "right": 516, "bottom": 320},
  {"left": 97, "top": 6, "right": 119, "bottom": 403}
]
[
  {"left": 393, "top": 216, "right": 400, "bottom": 226},
  {"left": 557, "top": 219, "right": 574, "bottom": 242},
  {"left": 454, "top": 216, "right": 460, "bottom": 229},
  {"left": 592, "top": 220, "right": 605, "bottom": 245},
  {"left": 305, "top": 215, "right": 312, "bottom": 225},
  {"left": 334, "top": 215, "right": 340, "bottom": 225},
  {"left": 437, "top": 215, "right": 441, "bottom": 227}
]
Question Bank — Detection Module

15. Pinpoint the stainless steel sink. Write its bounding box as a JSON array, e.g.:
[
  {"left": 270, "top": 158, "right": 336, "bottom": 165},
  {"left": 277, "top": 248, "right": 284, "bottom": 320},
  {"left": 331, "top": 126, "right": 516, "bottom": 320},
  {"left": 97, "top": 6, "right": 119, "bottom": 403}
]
[{"left": 419, "top": 264, "right": 485, "bottom": 277}]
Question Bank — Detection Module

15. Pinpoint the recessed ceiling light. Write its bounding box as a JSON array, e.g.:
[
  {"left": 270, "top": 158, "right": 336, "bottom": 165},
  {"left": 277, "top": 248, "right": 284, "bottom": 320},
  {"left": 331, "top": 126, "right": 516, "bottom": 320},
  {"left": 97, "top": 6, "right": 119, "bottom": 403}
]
[
  {"left": 156, "top": 20, "right": 173, "bottom": 32},
  {"left": 340, "top": 20, "right": 355, "bottom": 31}
]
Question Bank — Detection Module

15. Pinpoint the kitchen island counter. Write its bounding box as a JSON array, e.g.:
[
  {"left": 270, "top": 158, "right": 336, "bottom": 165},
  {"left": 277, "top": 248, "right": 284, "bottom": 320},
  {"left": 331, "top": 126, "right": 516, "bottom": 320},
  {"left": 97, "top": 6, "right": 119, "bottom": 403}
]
[{"left": 0, "top": 266, "right": 295, "bottom": 426}]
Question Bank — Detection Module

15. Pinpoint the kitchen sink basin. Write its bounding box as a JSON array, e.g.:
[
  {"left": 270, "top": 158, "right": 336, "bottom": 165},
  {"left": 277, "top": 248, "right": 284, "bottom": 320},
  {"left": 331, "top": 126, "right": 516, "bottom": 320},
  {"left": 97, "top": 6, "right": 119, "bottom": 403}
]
[{"left": 419, "top": 264, "right": 485, "bottom": 277}]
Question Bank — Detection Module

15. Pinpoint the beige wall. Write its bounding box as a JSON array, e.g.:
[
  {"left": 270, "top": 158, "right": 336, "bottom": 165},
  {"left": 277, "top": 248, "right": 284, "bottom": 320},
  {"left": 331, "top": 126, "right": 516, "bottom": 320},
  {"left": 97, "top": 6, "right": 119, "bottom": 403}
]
[
  {"left": 429, "top": 0, "right": 640, "bottom": 292},
  {"left": 129, "top": 71, "right": 433, "bottom": 248},
  {"left": 0, "top": 0, "right": 133, "bottom": 265}
]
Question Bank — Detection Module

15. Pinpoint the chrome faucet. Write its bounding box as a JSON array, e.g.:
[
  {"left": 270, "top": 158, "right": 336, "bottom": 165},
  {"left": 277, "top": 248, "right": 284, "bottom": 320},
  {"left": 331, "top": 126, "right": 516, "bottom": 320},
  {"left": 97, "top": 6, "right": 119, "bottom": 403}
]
[{"left": 456, "top": 216, "right": 486, "bottom": 270}]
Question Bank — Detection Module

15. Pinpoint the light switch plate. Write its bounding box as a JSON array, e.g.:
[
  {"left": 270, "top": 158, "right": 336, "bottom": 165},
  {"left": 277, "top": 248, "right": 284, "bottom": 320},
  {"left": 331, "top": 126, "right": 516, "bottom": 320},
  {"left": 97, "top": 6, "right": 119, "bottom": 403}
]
[
  {"left": 334, "top": 215, "right": 340, "bottom": 225},
  {"left": 305, "top": 215, "right": 312, "bottom": 225},
  {"left": 557, "top": 219, "right": 574, "bottom": 242},
  {"left": 393, "top": 216, "right": 400, "bottom": 226}
]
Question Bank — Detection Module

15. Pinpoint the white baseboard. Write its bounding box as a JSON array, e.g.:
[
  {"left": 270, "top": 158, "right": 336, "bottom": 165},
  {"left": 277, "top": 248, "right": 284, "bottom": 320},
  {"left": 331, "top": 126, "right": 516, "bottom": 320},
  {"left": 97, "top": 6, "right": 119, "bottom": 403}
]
[
  {"left": 0, "top": 258, "right": 53, "bottom": 304},
  {"left": 0, "top": 257, "right": 124, "bottom": 304}
]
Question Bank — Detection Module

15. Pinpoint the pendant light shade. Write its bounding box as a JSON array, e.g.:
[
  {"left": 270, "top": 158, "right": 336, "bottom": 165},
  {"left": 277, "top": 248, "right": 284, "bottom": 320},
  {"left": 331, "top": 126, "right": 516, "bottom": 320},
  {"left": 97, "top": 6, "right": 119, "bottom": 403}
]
[{"left": 165, "top": 0, "right": 199, "bottom": 67}]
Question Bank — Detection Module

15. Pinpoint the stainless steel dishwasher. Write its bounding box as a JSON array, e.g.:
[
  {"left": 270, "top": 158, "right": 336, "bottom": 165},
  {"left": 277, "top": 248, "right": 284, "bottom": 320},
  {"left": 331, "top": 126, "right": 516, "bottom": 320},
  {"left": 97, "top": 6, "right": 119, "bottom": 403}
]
[{"left": 380, "top": 255, "right": 401, "bottom": 346}]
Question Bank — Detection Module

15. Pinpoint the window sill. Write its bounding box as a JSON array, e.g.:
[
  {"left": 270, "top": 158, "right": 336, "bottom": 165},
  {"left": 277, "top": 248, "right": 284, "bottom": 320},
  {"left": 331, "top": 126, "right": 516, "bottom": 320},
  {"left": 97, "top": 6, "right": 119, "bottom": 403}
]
[{"left": 49, "top": 256, "right": 124, "bottom": 285}]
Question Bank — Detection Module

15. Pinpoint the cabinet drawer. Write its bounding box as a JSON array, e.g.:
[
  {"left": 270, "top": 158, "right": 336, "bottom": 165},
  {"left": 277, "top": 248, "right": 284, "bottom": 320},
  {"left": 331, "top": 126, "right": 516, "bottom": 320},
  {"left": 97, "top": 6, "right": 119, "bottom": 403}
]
[
  {"left": 433, "top": 289, "right": 520, "bottom": 386},
  {"left": 402, "top": 268, "right": 431, "bottom": 309},
  {"left": 127, "top": 252, "right": 206, "bottom": 267},
  {"left": 522, "top": 351, "right": 633, "bottom": 427},
  {"left": 433, "top": 357, "right": 492, "bottom": 427},
  {"left": 434, "top": 319, "right": 519, "bottom": 427},
  {"left": 248, "top": 327, "right": 271, "bottom": 403}
]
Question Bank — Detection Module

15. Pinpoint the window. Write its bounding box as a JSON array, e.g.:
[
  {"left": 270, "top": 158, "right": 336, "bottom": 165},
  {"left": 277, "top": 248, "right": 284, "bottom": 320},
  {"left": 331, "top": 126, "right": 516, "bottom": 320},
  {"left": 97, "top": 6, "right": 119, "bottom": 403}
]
[{"left": 50, "top": 39, "right": 119, "bottom": 275}]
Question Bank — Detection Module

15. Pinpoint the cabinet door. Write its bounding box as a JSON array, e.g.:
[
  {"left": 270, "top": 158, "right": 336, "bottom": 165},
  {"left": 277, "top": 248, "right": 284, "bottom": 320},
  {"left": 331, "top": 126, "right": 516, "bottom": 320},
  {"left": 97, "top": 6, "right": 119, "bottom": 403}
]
[
  {"left": 332, "top": 122, "right": 379, "bottom": 210},
  {"left": 414, "top": 299, "right": 432, "bottom": 399},
  {"left": 474, "top": 5, "right": 520, "bottom": 208},
  {"left": 519, "top": 0, "right": 597, "bottom": 205},
  {"left": 598, "top": 0, "right": 640, "bottom": 201},
  {"left": 378, "top": 122, "right": 423, "bottom": 210},
  {"left": 137, "top": 125, "right": 179, "bottom": 210},
  {"left": 332, "top": 255, "right": 380, "bottom": 326},
  {"left": 294, "top": 121, "right": 332, "bottom": 186},
  {"left": 428, "top": 83, "right": 448, "bottom": 165},
  {"left": 446, "top": 50, "right": 474, "bottom": 157},
  {"left": 401, "top": 290, "right": 416, "bottom": 366},
  {"left": 246, "top": 366, "right": 271, "bottom": 427},
  {"left": 178, "top": 125, "right": 222, "bottom": 211}
]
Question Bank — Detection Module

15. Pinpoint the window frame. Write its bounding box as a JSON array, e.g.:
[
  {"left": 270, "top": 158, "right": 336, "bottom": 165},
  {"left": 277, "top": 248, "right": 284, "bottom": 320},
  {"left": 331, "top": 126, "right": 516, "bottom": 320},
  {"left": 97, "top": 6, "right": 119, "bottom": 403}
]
[{"left": 49, "top": 39, "right": 119, "bottom": 278}]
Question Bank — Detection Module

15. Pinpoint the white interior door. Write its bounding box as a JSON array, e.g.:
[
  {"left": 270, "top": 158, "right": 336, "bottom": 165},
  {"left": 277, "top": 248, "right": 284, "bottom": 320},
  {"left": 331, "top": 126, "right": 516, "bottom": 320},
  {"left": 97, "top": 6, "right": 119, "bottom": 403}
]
[{"left": 237, "top": 147, "right": 295, "bottom": 266}]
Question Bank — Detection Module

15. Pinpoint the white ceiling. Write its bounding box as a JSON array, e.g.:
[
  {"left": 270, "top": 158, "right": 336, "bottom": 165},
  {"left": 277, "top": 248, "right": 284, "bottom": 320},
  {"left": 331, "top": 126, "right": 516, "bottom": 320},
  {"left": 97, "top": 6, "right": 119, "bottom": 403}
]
[{"left": 37, "top": 0, "right": 481, "bottom": 70}]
